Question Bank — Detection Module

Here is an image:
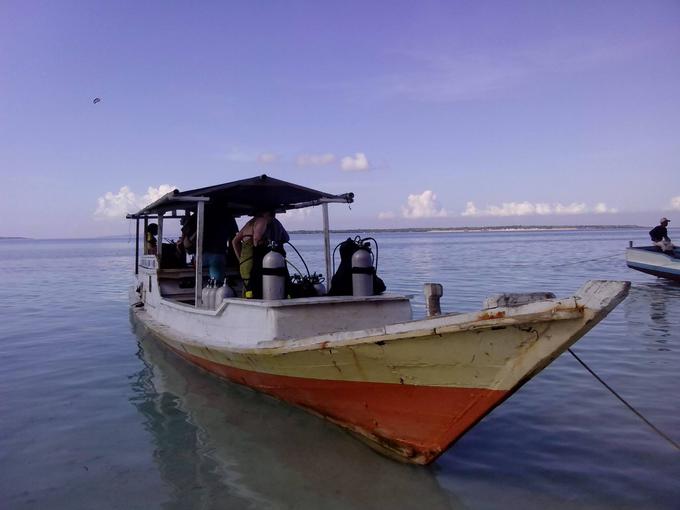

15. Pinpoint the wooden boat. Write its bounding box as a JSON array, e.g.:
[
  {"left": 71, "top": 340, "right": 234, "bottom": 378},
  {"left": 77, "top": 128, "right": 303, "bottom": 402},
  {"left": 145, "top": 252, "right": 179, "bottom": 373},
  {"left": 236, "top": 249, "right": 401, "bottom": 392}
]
[
  {"left": 626, "top": 244, "right": 680, "bottom": 282},
  {"left": 127, "top": 175, "right": 630, "bottom": 465}
]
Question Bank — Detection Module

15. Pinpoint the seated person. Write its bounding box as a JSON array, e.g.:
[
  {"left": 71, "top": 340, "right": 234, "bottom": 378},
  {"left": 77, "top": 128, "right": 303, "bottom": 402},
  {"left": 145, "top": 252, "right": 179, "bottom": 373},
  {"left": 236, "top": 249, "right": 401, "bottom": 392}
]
[
  {"left": 145, "top": 223, "right": 158, "bottom": 255},
  {"left": 649, "top": 217, "right": 676, "bottom": 254}
]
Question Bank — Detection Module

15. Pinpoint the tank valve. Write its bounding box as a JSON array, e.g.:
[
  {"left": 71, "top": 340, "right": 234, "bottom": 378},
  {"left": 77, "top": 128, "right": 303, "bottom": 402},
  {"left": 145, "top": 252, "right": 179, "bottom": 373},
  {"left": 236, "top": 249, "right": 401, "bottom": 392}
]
[{"left": 423, "top": 283, "right": 443, "bottom": 316}]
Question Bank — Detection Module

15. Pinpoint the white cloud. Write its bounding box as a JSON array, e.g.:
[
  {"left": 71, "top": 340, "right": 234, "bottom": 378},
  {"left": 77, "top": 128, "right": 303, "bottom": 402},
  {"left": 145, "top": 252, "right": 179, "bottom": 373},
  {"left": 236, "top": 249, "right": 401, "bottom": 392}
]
[
  {"left": 281, "top": 207, "right": 314, "bottom": 222},
  {"left": 401, "top": 190, "right": 448, "bottom": 219},
  {"left": 94, "top": 186, "right": 137, "bottom": 219},
  {"left": 257, "top": 152, "right": 278, "bottom": 164},
  {"left": 340, "top": 152, "right": 370, "bottom": 172},
  {"left": 296, "top": 153, "right": 336, "bottom": 167},
  {"left": 670, "top": 196, "right": 680, "bottom": 211},
  {"left": 461, "top": 200, "right": 615, "bottom": 217},
  {"left": 378, "top": 211, "right": 396, "bottom": 220},
  {"left": 554, "top": 202, "right": 587, "bottom": 215},
  {"left": 462, "top": 202, "right": 478, "bottom": 217},
  {"left": 94, "top": 184, "right": 176, "bottom": 219},
  {"left": 141, "top": 184, "right": 176, "bottom": 206},
  {"left": 593, "top": 202, "right": 618, "bottom": 214}
]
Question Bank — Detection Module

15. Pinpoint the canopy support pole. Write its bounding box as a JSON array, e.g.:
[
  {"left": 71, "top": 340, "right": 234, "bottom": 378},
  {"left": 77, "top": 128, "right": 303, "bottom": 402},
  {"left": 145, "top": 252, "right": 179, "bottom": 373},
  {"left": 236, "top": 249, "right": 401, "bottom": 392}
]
[
  {"left": 157, "top": 214, "right": 164, "bottom": 264},
  {"left": 323, "top": 203, "right": 331, "bottom": 283},
  {"left": 195, "top": 201, "right": 205, "bottom": 307},
  {"left": 143, "top": 218, "right": 148, "bottom": 254},
  {"left": 135, "top": 218, "right": 139, "bottom": 274}
]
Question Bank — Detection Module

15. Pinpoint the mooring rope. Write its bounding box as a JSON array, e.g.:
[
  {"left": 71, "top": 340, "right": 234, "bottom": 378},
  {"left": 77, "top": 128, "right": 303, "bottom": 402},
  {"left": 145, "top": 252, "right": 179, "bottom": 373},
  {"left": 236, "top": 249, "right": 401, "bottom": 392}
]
[
  {"left": 551, "top": 253, "right": 621, "bottom": 268},
  {"left": 568, "top": 348, "right": 680, "bottom": 452}
]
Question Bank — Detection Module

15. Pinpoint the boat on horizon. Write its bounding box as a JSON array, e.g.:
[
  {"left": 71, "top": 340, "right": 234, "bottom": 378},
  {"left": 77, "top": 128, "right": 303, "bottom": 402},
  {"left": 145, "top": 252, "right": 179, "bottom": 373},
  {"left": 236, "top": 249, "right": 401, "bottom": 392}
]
[
  {"left": 126, "top": 174, "right": 630, "bottom": 464},
  {"left": 626, "top": 243, "right": 680, "bottom": 282}
]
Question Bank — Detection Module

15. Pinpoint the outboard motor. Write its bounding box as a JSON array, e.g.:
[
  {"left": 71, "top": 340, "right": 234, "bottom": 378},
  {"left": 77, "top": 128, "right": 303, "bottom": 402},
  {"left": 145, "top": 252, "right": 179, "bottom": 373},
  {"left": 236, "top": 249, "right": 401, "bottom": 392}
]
[
  {"left": 262, "top": 248, "right": 287, "bottom": 300},
  {"left": 351, "top": 242, "right": 374, "bottom": 297}
]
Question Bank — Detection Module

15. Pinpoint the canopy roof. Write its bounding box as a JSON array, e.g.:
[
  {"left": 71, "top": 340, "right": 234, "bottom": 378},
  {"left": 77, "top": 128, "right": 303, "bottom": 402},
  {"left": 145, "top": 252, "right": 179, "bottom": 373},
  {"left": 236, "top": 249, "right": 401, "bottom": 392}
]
[{"left": 127, "top": 175, "right": 354, "bottom": 218}]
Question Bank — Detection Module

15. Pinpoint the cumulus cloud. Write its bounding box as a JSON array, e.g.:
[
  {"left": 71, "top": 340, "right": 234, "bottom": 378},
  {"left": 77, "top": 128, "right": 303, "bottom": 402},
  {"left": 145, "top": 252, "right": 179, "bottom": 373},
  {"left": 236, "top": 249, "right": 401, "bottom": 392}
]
[
  {"left": 94, "top": 184, "right": 176, "bottom": 219},
  {"left": 593, "top": 202, "right": 618, "bottom": 214},
  {"left": 296, "top": 153, "right": 336, "bottom": 167},
  {"left": 461, "top": 200, "right": 616, "bottom": 217},
  {"left": 378, "top": 211, "right": 396, "bottom": 220},
  {"left": 670, "top": 196, "right": 680, "bottom": 211},
  {"left": 340, "top": 152, "right": 370, "bottom": 172},
  {"left": 257, "top": 152, "right": 278, "bottom": 164},
  {"left": 94, "top": 186, "right": 137, "bottom": 219},
  {"left": 402, "top": 190, "right": 448, "bottom": 219}
]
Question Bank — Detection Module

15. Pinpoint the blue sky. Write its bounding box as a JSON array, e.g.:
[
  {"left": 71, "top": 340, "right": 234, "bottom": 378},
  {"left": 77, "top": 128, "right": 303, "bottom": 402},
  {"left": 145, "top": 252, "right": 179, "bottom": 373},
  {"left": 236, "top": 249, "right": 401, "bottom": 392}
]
[{"left": 1, "top": 1, "right": 679, "bottom": 238}]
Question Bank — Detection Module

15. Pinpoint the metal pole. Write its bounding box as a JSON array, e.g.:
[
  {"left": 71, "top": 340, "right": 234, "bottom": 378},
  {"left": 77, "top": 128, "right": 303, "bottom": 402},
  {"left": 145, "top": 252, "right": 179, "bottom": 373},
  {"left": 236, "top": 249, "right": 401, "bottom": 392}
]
[
  {"left": 195, "top": 201, "right": 205, "bottom": 307},
  {"left": 135, "top": 218, "right": 139, "bottom": 275},
  {"left": 143, "top": 218, "right": 149, "bottom": 254},
  {"left": 322, "top": 203, "right": 331, "bottom": 282},
  {"left": 157, "top": 214, "right": 164, "bottom": 264}
]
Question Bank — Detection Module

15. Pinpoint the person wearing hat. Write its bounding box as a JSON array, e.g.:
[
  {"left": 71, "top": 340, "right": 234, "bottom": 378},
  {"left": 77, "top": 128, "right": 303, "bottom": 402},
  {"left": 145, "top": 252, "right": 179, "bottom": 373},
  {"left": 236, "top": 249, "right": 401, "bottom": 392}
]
[{"left": 649, "top": 217, "right": 675, "bottom": 254}]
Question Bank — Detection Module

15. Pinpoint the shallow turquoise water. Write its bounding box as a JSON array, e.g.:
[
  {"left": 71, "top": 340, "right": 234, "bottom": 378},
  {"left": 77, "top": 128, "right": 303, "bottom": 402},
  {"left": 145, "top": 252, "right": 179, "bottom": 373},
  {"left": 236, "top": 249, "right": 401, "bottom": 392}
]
[{"left": 1, "top": 229, "right": 679, "bottom": 509}]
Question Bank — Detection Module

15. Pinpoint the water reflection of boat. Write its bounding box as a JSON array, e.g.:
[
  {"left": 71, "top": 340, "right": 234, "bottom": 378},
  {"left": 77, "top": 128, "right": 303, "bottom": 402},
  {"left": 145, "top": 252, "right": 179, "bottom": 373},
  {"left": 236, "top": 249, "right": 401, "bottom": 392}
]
[
  {"left": 127, "top": 175, "right": 630, "bottom": 464},
  {"left": 131, "top": 324, "right": 463, "bottom": 509},
  {"left": 626, "top": 245, "right": 680, "bottom": 282}
]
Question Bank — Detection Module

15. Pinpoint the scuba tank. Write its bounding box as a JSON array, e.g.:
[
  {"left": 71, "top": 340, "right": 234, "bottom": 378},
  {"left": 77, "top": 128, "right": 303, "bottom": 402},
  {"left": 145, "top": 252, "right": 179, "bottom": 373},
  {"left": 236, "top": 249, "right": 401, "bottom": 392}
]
[
  {"left": 314, "top": 282, "right": 326, "bottom": 296},
  {"left": 201, "top": 279, "right": 211, "bottom": 308},
  {"left": 216, "top": 278, "right": 235, "bottom": 307},
  {"left": 208, "top": 279, "right": 218, "bottom": 310},
  {"left": 351, "top": 242, "right": 374, "bottom": 297},
  {"left": 262, "top": 248, "right": 286, "bottom": 300}
]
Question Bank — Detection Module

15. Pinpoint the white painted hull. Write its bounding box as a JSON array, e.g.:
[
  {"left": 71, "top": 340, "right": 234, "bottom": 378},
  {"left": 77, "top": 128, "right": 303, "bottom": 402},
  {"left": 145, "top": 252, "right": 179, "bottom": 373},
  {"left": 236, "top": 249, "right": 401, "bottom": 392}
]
[
  {"left": 626, "top": 247, "right": 680, "bottom": 282},
  {"left": 130, "top": 261, "right": 630, "bottom": 463}
]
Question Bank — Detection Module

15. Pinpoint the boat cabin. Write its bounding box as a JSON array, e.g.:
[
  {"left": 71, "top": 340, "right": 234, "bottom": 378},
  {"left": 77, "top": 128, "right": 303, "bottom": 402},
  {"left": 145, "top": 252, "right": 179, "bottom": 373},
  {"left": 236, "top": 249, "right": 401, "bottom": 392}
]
[{"left": 127, "top": 175, "right": 412, "bottom": 329}]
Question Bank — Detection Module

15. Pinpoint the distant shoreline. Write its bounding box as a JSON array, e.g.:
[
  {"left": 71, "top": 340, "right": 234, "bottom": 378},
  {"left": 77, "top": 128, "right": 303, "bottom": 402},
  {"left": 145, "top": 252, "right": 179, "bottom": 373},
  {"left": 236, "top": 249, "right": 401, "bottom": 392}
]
[
  {"left": 289, "top": 225, "right": 645, "bottom": 234},
  {"left": 0, "top": 225, "right": 652, "bottom": 240}
]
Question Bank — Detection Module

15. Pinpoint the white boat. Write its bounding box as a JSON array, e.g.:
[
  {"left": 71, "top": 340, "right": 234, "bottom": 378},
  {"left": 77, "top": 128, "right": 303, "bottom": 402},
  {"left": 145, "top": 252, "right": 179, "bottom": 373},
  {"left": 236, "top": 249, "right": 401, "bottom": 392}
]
[
  {"left": 626, "top": 244, "right": 680, "bottom": 282},
  {"left": 127, "top": 175, "right": 630, "bottom": 464}
]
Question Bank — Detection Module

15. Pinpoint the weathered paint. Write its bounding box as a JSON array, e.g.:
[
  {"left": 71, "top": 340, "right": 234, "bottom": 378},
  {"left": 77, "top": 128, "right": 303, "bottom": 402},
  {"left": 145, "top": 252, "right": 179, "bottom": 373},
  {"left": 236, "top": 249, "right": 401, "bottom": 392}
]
[
  {"left": 167, "top": 342, "right": 508, "bottom": 464},
  {"left": 131, "top": 275, "right": 631, "bottom": 464}
]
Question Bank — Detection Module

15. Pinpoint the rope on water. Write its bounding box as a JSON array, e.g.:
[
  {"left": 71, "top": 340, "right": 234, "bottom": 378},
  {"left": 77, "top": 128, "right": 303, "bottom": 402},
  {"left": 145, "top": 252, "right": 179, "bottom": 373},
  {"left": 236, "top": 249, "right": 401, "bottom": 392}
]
[
  {"left": 551, "top": 253, "right": 621, "bottom": 268},
  {"left": 568, "top": 348, "right": 680, "bottom": 452}
]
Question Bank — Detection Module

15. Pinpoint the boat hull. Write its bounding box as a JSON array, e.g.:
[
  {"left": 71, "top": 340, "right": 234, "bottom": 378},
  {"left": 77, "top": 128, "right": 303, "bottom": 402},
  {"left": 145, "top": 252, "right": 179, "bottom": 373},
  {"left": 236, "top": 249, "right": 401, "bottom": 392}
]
[
  {"left": 165, "top": 342, "right": 507, "bottom": 464},
  {"left": 626, "top": 247, "right": 680, "bottom": 282},
  {"left": 132, "top": 280, "right": 630, "bottom": 464}
]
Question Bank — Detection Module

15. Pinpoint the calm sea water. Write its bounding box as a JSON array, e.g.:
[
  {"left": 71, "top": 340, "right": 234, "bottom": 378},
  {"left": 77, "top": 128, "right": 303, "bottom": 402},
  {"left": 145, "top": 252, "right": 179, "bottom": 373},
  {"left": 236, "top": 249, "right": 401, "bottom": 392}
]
[{"left": 1, "top": 229, "right": 679, "bottom": 509}]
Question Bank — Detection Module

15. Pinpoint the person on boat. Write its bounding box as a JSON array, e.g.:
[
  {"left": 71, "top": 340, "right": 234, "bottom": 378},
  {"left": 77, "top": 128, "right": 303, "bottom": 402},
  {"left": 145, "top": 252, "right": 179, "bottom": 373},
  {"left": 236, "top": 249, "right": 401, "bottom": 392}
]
[
  {"left": 145, "top": 223, "right": 158, "bottom": 255},
  {"left": 202, "top": 205, "right": 239, "bottom": 282},
  {"left": 649, "top": 217, "right": 675, "bottom": 254},
  {"left": 178, "top": 214, "right": 197, "bottom": 256},
  {"left": 232, "top": 210, "right": 289, "bottom": 298}
]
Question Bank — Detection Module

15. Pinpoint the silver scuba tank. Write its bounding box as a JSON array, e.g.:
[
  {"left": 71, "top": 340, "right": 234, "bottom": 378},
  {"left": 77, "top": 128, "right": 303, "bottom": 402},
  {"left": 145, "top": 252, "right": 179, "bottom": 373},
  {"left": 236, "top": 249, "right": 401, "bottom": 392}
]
[
  {"left": 200, "top": 279, "right": 211, "bottom": 308},
  {"left": 262, "top": 250, "right": 286, "bottom": 300},
  {"left": 216, "top": 278, "right": 235, "bottom": 307},
  {"left": 313, "top": 282, "right": 326, "bottom": 296},
  {"left": 351, "top": 243, "right": 374, "bottom": 296},
  {"left": 207, "top": 279, "right": 217, "bottom": 310}
]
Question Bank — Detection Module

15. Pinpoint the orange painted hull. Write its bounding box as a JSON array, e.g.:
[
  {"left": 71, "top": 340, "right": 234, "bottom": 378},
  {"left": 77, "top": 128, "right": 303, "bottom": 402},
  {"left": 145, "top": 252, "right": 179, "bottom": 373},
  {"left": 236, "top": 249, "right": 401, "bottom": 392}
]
[{"left": 171, "top": 345, "right": 508, "bottom": 464}]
